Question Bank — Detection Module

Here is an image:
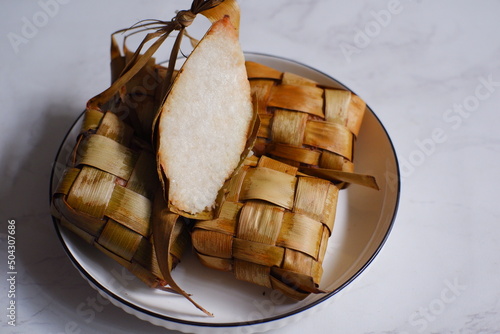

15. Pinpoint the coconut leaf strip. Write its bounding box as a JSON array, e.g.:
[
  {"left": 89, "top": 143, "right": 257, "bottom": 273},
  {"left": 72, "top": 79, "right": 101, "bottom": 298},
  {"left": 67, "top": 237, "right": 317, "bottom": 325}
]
[
  {"left": 276, "top": 212, "right": 322, "bottom": 258},
  {"left": 281, "top": 71, "right": 318, "bottom": 87},
  {"left": 196, "top": 253, "right": 232, "bottom": 271},
  {"left": 167, "top": 205, "right": 215, "bottom": 221},
  {"left": 104, "top": 185, "right": 151, "bottom": 237},
  {"left": 126, "top": 150, "right": 158, "bottom": 199},
  {"left": 245, "top": 61, "right": 282, "bottom": 80},
  {"left": 248, "top": 79, "right": 274, "bottom": 114},
  {"left": 52, "top": 196, "right": 106, "bottom": 236},
  {"left": 127, "top": 261, "right": 167, "bottom": 290},
  {"left": 170, "top": 221, "right": 190, "bottom": 266},
  {"left": 257, "top": 155, "right": 298, "bottom": 174},
  {"left": 240, "top": 167, "right": 296, "bottom": 209},
  {"left": 59, "top": 217, "right": 95, "bottom": 244},
  {"left": 271, "top": 267, "right": 325, "bottom": 295},
  {"left": 256, "top": 113, "right": 272, "bottom": 138},
  {"left": 66, "top": 166, "right": 116, "bottom": 218},
  {"left": 299, "top": 167, "right": 379, "bottom": 190},
  {"left": 347, "top": 94, "right": 367, "bottom": 137},
  {"left": 240, "top": 99, "right": 262, "bottom": 164},
  {"left": 217, "top": 201, "right": 244, "bottom": 222},
  {"left": 97, "top": 219, "right": 142, "bottom": 261},
  {"left": 236, "top": 201, "right": 284, "bottom": 244},
  {"left": 267, "top": 84, "right": 324, "bottom": 118},
  {"left": 303, "top": 120, "right": 353, "bottom": 160},
  {"left": 94, "top": 242, "right": 132, "bottom": 269},
  {"left": 152, "top": 191, "right": 213, "bottom": 317},
  {"left": 76, "top": 134, "right": 138, "bottom": 180},
  {"left": 191, "top": 229, "right": 233, "bottom": 259},
  {"left": 319, "top": 151, "right": 353, "bottom": 172},
  {"left": 95, "top": 111, "right": 134, "bottom": 146},
  {"left": 132, "top": 237, "right": 162, "bottom": 279},
  {"left": 323, "top": 89, "right": 351, "bottom": 126},
  {"left": 282, "top": 248, "right": 314, "bottom": 276},
  {"left": 161, "top": 27, "right": 186, "bottom": 99},
  {"left": 81, "top": 109, "right": 105, "bottom": 133},
  {"left": 222, "top": 165, "right": 249, "bottom": 203},
  {"left": 54, "top": 168, "right": 80, "bottom": 196},
  {"left": 321, "top": 184, "right": 339, "bottom": 234},
  {"left": 271, "top": 109, "right": 308, "bottom": 147},
  {"left": 268, "top": 143, "right": 320, "bottom": 166},
  {"left": 232, "top": 238, "right": 284, "bottom": 267},
  {"left": 269, "top": 275, "right": 311, "bottom": 300},
  {"left": 234, "top": 260, "right": 272, "bottom": 288},
  {"left": 324, "top": 89, "right": 367, "bottom": 137},
  {"left": 293, "top": 176, "right": 336, "bottom": 223},
  {"left": 194, "top": 217, "right": 237, "bottom": 235},
  {"left": 316, "top": 228, "right": 331, "bottom": 265}
]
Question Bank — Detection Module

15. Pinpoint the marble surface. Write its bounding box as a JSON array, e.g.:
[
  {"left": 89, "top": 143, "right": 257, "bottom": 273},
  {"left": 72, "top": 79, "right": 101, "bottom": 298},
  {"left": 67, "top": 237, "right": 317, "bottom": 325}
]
[{"left": 1, "top": 0, "right": 499, "bottom": 333}]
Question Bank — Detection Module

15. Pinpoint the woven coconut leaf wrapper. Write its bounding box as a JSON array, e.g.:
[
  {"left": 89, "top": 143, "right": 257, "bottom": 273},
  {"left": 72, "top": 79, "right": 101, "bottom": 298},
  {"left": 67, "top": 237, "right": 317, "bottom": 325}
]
[
  {"left": 191, "top": 155, "right": 339, "bottom": 300},
  {"left": 51, "top": 109, "right": 189, "bottom": 290},
  {"left": 246, "top": 61, "right": 377, "bottom": 189}
]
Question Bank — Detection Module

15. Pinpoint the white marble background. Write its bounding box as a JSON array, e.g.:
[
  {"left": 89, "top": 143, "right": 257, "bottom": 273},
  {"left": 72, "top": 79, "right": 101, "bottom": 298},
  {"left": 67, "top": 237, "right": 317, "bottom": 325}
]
[{"left": 1, "top": 0, "right": 500, "bottom": 333}]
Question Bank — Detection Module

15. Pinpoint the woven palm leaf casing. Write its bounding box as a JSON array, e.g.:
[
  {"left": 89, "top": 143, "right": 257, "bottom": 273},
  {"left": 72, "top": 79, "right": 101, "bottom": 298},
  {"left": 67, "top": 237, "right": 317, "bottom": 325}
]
[
  {"left": 51, "top": 109, "right": 188, "bottom": 288},
  {"left": 246, "top": 61, "right": 366, "bottom": 175},
  {"left": 191, "top": 155, "right": 339, "bottom": 300}
]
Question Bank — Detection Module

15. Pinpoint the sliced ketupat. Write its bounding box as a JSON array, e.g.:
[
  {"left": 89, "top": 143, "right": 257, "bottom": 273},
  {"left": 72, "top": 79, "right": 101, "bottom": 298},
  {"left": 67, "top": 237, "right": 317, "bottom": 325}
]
[{"left": 156, "top": 16, "right": 255, "bottom": 218}]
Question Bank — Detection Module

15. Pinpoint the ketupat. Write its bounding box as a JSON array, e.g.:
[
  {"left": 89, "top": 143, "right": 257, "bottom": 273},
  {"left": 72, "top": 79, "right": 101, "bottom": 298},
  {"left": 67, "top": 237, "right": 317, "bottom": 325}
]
[
  {"left": 51, "top": 109, "right": 189, "bottom": 291},
  {"left": 246, "top": 61, "right": 377, "bottom": 189},
  {"left": 192, "top": 155, "right": 339, "bottom": 299},
  {"left": 156, "top": 16, "right": 255, "bottom": 219},
  {"left": 189, "top": 61, "right": 378, "bottom": 299}
]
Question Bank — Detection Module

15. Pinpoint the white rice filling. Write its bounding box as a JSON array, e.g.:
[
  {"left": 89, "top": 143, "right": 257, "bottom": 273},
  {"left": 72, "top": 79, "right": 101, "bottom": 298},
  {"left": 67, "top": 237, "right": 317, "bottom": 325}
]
[{"left": 159, "top": 21, "right": 253, "bottom": 214}]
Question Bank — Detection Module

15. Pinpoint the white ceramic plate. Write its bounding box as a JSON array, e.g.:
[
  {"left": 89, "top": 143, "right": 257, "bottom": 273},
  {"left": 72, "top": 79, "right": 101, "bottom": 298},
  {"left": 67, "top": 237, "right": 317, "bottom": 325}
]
[{"left": 50, "top": 53, "right": 400, "bottom": 334}]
